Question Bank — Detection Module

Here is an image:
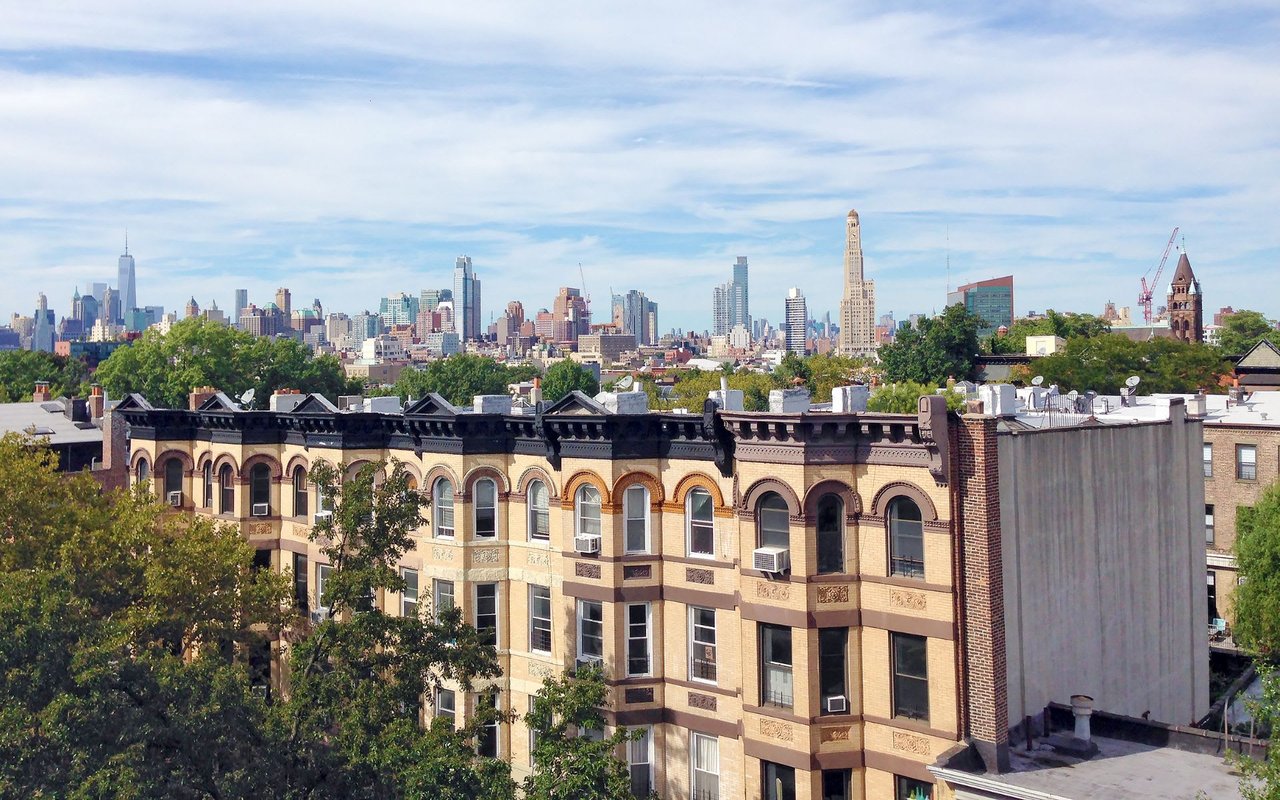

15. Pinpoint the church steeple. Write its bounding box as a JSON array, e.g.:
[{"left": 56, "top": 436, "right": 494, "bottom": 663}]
[{"left": 1166, "top": 250, "right": 1203, "bottom": 343}]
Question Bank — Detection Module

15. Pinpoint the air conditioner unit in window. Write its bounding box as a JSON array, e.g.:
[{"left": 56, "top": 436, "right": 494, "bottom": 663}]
[
  {"left": 310, "top": 607, "right": 330, "bottom": 624},
  {"left": 574, "top": 534, "right": 602, "bottom": 554},
  {"left": 753, "top": 546, "right": 790, "bottom": 574},
  {"left": 313, "top": 510, "right": 333, "bottom": 525},
  {"left": 575, "top": 657, "right": 602, "bottom": 674},
  {"left": 251, "top": 502, "right": 270, "bottom": 517},
  {"left": 166, "top": 490, "right": 183, "bottom": 507},
  {"left": 824, "top": 694, "right": 848, "bottom": 714}
]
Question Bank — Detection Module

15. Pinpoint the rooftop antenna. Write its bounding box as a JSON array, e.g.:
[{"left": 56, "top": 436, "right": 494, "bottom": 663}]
[{"left": 124, "top": 229, "right": 129, "bottom": 256}]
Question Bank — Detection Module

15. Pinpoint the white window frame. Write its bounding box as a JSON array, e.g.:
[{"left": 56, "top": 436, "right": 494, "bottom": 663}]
[
  {"left": 1203, "top": 442, "right": 1213, "bottom": 478},
  {"left": 691, "top": 732, "right": 720, "bottom": 800},
  {"left": 689, "top": 606, "right": 717, "bottom": 684},
  {"left": 474, "top": 477, "right": 497, "bottom": 539},
  {"left": 626, "top": 602, "right": 651, "bottom": 677},
  {"left": 1238, "top": 444, "right": 1258, "bottom": 480},
  {"left": 577, "top": 599, "right": 604, "bottom": 662},
  {"left": 434, "top": 478, "right": 455, "bottom": 537},
  {"left": 628, "top": 726, "right": 654, "bottom": 799},
  {"left": 475, "top": 582, "right": 499, "bottom": 646},
  {"left": 401, "top": 567, "right": 419, "bottom": 617},
  {"left": 477, "top": 692, "right": 500, "bottom": 758},
  {"left": 530, "top": 584, "right": 552, "bottom": 654},
  {"left": 1205, "top": 504, "right": 1215, "bottom": 545},
  {"left": 317, "top": 563, "right": 332, "bottom": 610},
  {"left": 528, "top": 479, "right": 550, "bottom": 541},
  {"left": 436, "top": 687, "right": 456, "bottom": 725},
  {"left": 433, "top": 578, "right": 455, "bottom": 622},
  {"left": 623, "top": 484, "right": 650, "bottom": 554},
  {"left": 576, "top": 485, "right": 602, "bottom": 538},
  {"left": 686, "top": 488, "right": 715, "bottom": 559}
]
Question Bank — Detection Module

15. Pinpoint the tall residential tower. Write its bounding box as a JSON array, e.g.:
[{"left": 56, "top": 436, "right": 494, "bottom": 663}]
[
  {"left": 837, "top": 210, "right": 876, "bottom": 357},
  {"left": 453, "top": 257, "right": 482, "bottom": 341}
]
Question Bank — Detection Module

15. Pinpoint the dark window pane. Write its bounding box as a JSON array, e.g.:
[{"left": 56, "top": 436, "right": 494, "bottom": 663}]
[
  {"left": 892, "top": 633, "right": 929, "bottom": 721},
  {"left": 889, "top": 498, "right": 924, "bottom": 578},
  {"left": 819, "top": 628, "right": 848, "bottom": 703},
  {"left": 817, "top": 494, "right": 844, "bottom": 573},
  {"left": 762, "top": 762, "right": 796, "bottom": 800},
  {"left": 757, "top": 492, "right": 790, "bottom": 549}
]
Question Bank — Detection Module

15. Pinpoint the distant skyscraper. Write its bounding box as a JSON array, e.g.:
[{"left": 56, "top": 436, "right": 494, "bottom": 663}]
[
  {"left": 117, "top": 240, "right": 136, "bottom": 323},
  {"left": 102, "top": 287, "right": 120, "bottom": 329},
  {"left": 234, "top": 289, "right": 248, "bottom": 329},
  {"left": 712, "top": 283, "right": 731, "bottom": 335},
  {"left": 452, "top": 257, "right": 482, "bottom": 341},
  {"left": 275, "top": 288, "right": 292, "bottom": 327},
  {"left": 379, "top": 292, "right": 420, "bottom": 327},
  {"left": 185, "top": 297, "right": 200, "bottom": 319},
  {"left": 730, "top": 256, "right": 749, "bottom": 330},
  {"left": 838, "top": 210, "right": 877, "bottom": 356},
  {"left": 615, "top": 289, "right": 657, "bottom": 345},
  {"left": 551, "top": 287, "right": 590, "bottom": 344},
  {"left": 947, "top": 276, "right": 1014, "bottom": 338},
  {"left": 785, "top": 287, "right": 807, "bottom": 355}
]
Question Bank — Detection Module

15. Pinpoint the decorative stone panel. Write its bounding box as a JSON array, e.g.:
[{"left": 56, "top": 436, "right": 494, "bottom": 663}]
[
  {"left": 755, "top": 582, "right": 790, "bottom": 601},
  {"left": 758, "top": 719, "right": 794, "bottom": 742},
  {"left": 820, "top": 726, "right": 851, "bottom": 743},
  {"left": 688, "top": 692, "right": 717, "bottom": 712},
  {"left": 527, "top": 550, "right": 550, "bottom": 567},
  {"left": 686, "top": 567, "right": 714, "bottom": 585},
  {"left": 892, "top": 731, "right": 931, "bottom": 756},
  {"left": 575, "top": 561, "right": 601, "bottom": 579},
  {"left": 889, "top": 589, "right": 927, "bottom": 611},
  {"left": 625, "top": 687, "right": 655, "bottom": 704},
  {"left": 472, "top": 548, "right": 500, "bottom": 563},
  {"left": 431, "top": 546, "right": 454, "bottom": 561},
  {"left": 623, "top": 565, "right": 651, "bottom": 580},
  {"left": 817, "top": 585, "right": 849, "bottom": 604}
]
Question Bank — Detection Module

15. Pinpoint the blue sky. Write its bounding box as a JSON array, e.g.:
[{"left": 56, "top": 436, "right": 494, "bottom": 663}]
[{"left": 1, "top": 1, "right": 1278, "bottom": 332}]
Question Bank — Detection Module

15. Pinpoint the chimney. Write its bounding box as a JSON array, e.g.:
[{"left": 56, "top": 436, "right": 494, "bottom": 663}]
[
  {"left": 1070, "top": 694, "right": 1094, "bottom": 745},
  {"left": 189, "top": 385, "right": 218, "bottom": 411},
  {"left": 88, "top": 383, "right": 105, "bottom": 421},
  {"left": 531, "top": 376, "right": 543, "bottom": 405},
  {"left": 63, "top": 397, "right": 90, "bottom": 423},
  {"left": 33, "top": 381, "right": 51, "bottom": 403}
]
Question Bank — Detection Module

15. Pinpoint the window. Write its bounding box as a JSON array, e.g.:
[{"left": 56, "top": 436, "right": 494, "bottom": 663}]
[
  {"left": 762, "top": 762, "right": 796, "bottom": 800},
  {"left": 895, "top": 775, "right": 933, "bottom": 800},
  {"left": 576, "top": 485, "right": 602, "bottom": 538},
  {"left": 577, "top": 599, "right": 604, "bottom": 662},
  {"left": 135, "top": 458, "right": 149, "bottom": 485},
  {"left": 757, "top": 492, "right": 790, "bottom": 549},
  {"left": 293, "top": 553, "right": 309, "bottom": 614},
  {"left": 817, "top": 493, "right": 844, "bottom": 573},
  {"left": 293, "top": 466, "right": 308, "bottom": 517},
  {"left": 477, "top": 692, "right": 499, "bottom": 757},
  {"left": 530, "top": 585, "right": 552, "bottom": 653},
  {"left": 624, "top": 485, "right": 649, "bottom": 553},
  {"left": 219, "top": 465, "right": 234, "bottom": 513},
  {"left": 1203, "top": 442, "right": 1213, "bottom": 478},
  {"left": 819, "top": 628, "right": 848, "bottom": 713},
  {"left": 528, "top": 696, "right": 539, "bottom": 766},
  {"left": 163, "top": 457, "right": 183, "bottom": 497},
  {"left": 528, "top": 480, "right": 550, "bottom": 541},
  {"left": 821, "top": 770, "right": 852, "bottom": 800},
  {"left": 760, "top": 623, "right": 793, "bottom": 708},
  {"left": 691, "top": 732, "right": 719, "bottom": 800},
  {"left": 250, "top": 463, "right": 271, "bottom": 512},
  {"left": 248, "top": 638, "right": 272, "bottom": 703},
  {"left": 476, "top": 583, "right": 498, "bottom": 646},
  {"left": 627, "top": 726, "right": 653, "bottom": 799},
  {"left": 474, "top": 478, "right": 497, "bottom": 538},
  {"left": 434, "top": 478, "right": 455, "bottom": 537},
  {"left": 316, "top": 564, "right": 332, "bottom": 614},
  {"left": 892, "top": 633, "right": 929, "bottom": 721},
  {"left": 687, "top": 488, "right": 715, "bottom": 558},
  {"left": 1238, "top": 444, "right": 1258, "bottom": 480},
  {"left": 889, "top": 497, "right": 925, "bottom": 579},
  {"left": 626, "top": 603, "right": 651, "bottom": 676},
  {"left": 436, "top": 688, "right": 456, "bottom": 725},
  {"left": 1208, "top": 571, "right": 1219, "bottom": 624},
  {"left": 690, "top": 606, "right": 717, "bottom": 683},
  {"left": 402, "top": 568, "right": 419, "bottom": 617},
  {"left": 253, "top": 549, "right": 271, "bottom": 572},
  {"left": 433, "top": 579, "right": 455, "bottom": 622},
  {"left": 1205, "top": 504, "right": 1216, "bottom": 546},
  {"left": 203, "top": 462, "right": 213, "bottom": 507}
]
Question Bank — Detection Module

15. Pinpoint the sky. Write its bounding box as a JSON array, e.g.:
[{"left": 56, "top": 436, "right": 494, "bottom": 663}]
[{"left": 1, "top": 1, "right": 1278, "bottom": 333}]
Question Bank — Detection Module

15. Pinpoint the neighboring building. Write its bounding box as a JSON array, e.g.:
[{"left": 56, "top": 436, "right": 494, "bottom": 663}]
[
  {"left": 185, "top": 297, "right": 201, "bottom": 319},
  {"left": 118, "top": 385, "right": 1207, "bottom": 800},
  {"left": 1167, "top": 253, "right": 1204, "bottom": 343},
  {"left": 552, "top": 287, "right": 590, "bottom": 345},
  {"left": 1, "top": 382, "right": 126, "bottom": 490},
  {"left": 615, "top": 290, "right": 658, "bottom": 346},
  {"left": 380, "top": 292, "right": 421, "bottom": 327},
  {"left": 947, "top": 276, "right": 1014, "bottom": 339},
  {"left": 712, "top": 282, "right": 732, "bottom": 336},
  {"left": 275, "top": 288, "right": 293, "bottom": 328},
  {"left": 1024, "top": 335, "right": 1065, "bottom": 356},
  {"left": 239, "top": 304, "right": 287, "bottom": 338},
  {"left": 31, "top": 293, "right": 55, "bottom": 352},
  {"left": 344, "top": 361, "right": 404, "bottom": 386},
  {"left": 784, "top": 287, "right": 807, "bottom": 355},
  {"left": 423, "top": 331, "right": 461, "bottom": 357},
  {"left": 234, "top": 289, "right": 249, "bottom": 329},
  {"left": 838, "top": 210, "right": 877, "bottom": 357},
  {"left": 731, "top": 256, "right": 750, "bottom": 331},
  {"left": 117, "top": 245, "right": 136, "bottom": 324},
  {"left": 453, "top": 257, "right": 482, "bottom": 341},
  {"left": 202, "top": 301, "right": 228, "bottom": 326},
  {"left": 578, "top": 333, "right": 637, "bottom": 364}
]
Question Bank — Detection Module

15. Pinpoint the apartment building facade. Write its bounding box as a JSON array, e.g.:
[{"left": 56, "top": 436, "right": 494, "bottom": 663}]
[{"left": 116, "top": 387, "right": 1204, "bottom": 800}]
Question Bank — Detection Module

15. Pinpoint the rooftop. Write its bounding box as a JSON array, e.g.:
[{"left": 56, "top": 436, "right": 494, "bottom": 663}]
[{"left": 0, "top": 399, "right": 103, "bottom": 444}]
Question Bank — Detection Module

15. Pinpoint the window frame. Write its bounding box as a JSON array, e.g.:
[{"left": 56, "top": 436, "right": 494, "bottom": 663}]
[
  {"left": 528, "top": 479, "right": 551, "bottom": 541},
  {"left": 292, "top": 466, "right": 308, "bottom": 518},
  {"left": 888, "top": 496, "right": 925, "bottom": 580},
  {"left": 316, "top": 563, "right": 332, "bottom": 613},
  {"left": 577, "top": 599, "right": 604, "bottom": 663},
  {"left": 219, "top": 464, "right": 235, "bottom": 514},
  {"left": 135, "top": 458, "right": 150, "bottom": 485},
  {"left": 202, "top": 462, "right": 213, "bottom": 507},
  {"left": 756, "top": 492, "right": 790, "bottom": 550},
  {"left": 895, "top": 775, "right": 934, "bottom": 800},
  {"left": 529, "top": 584, "right": 552, "bottom": 654},
  {"left": 689, "top": 606, "right": 717, "bottom": 684},
  {"left": 436, "top": 687, "right": 456, "bottom": 725},
  {"left": 163, "top": 457, "right": 183, "bottom": 497},
  {"left": 1237, "top": 444, "right": 1258, "bottom": 481},
  {"left": 1205, "top": 504, "right": 1215, "bottom": 546},
  {"left": 433, "top": 578, "right": 455, "bottom": 622},
  {"left": 575, "top": 484, "right": 602, "bottom": 538},
  {"left": 434, "top": 478, "right": 455, "bottom": 537},
  {"left": 401, "top": 567, "right": 419, "bottom": 617},
  {"left": 891, "top": 632, "right": 930, "bottom": 722},
  {"left": 626, "top": 602, "right": 651, "bottom": 677},
  {"left": 249, "top": 463, "right": 271, "bottom": 512},
  {"left": 477, "top": 691, "right": 500, "bottom": 758},
  {"left": 759, "top": 623, "right": 794, "bottom": 709},
  {"left": 627, "top": 726, "right": 654, "bottom": 799},
  {"left": 691, "top": 732, "right": 720, "bottom": 800},
  {"left": 816, "top": 493, "right": 844, "bottom": 574},
  {"left": 623, "top": 484, "right": 650, "bottom": 554},
  {"left": 474, "top": 477, "right": 497, "bottom": 539},
  {"left": 819, "top": 627, "right": 848, "bottom": 713},
  {"left": 1203, "top": 442, "right": 1213, "bottom": 478},
  {"left": 762, "top": 761, "right": 796, "bottom": 800},
  {"left": 293, "top": 552, "right": 309, "bottom": 614},
  {"left": 686, "top": 488, "right": 715, "bottom": 559},
  {"left": 475, "top": 582, "right": 498, "bottom": 646}
]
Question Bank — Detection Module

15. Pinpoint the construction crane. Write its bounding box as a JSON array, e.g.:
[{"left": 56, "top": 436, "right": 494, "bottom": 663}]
[
  {"left": 1138, "top": 227, "right": 1179, "bottom": 324},
  {"left": 578, "top": 262, "right": 591, "bottom": 318}
]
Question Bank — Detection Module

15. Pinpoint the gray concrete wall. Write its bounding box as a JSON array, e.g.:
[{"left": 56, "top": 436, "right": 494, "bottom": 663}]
[{"left": 999, "top": 404, "right": 1208, "bottom": 728}]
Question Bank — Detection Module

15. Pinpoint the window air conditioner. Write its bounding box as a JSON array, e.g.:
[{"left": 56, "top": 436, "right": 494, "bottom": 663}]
[
  {"left": 313, "top": 510, "right": 333, "bottom": 525},
  {"left": 574, "top": 534, "right": 602, "bottom": 554},
  {"left": 251, "top": 502, "right": 270, "bottom": 517},
  {"left": 166, "top": 490, "right": 183, "bottom": 507},
  {"left": 753, "top": 546, "right": 790, "bottom": 574},
  {"left": 310, "top": 607, "right": 331, "bottom": 624},
  {"left": 575, "top": 657, "right": 602, "bottom": 673},
  {"left": 824, "top": 695, "right": 848, "bottom": 714}
]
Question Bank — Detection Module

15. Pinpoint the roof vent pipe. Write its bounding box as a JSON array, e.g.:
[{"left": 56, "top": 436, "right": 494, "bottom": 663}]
[{"left": 1070, "top": 694, "right": 1094, "bottom": 744}]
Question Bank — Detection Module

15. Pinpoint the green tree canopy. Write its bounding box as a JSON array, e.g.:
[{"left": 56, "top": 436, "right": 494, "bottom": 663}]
[
  {"left": 0, "top": 349, "right": 88, "bottom": 402},
  {"left": 94, "top": 316, "right": 360, "bottom": 408},
  {"left": 388, "top": 355, "right": 538, "bottom": 407},
  {"left": 1010, "top": 334, "right": 1229, "bottom": 394},
  {"left": 1218, "top": 310, "right": 1277, "bottom": 357},
  {"left": 878, "top": 304, "right": 983, "bottom": 386},
  {"left": 542, "top": 360, "right": 600, "bottom": 403},
  {"left": 867, "top": 382, "right": 966, "bottom": 414},
  {"left": 985, "top": 310, "right": 1112, "bottom": 355}
]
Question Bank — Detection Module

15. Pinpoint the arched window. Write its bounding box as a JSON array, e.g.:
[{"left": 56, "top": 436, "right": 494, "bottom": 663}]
[
  {"left": 816, "top": 494, "right": 844, "bottom": 574},
  {"left": 888, "top": 497, "right": 924, "bottom": 579},
  {"left": 575, "top": 485, "right": 602, "bottom": 538},
  {"left": 686, "top": 488, "right": 714, "bottom": 558},
  {"left": 293, "top": 466, "right": 308, "bottom": 518},
  {"left": 250, "top": 463, "right": 272, "bottom": 513},
  {"left": 434, "top": 478, "right": 455, "bottom": 538},
  {"left": 756, "top": 492, "right": 790, "bottom": 550},
  {"left": 135, "top": 459, "right": 150, "bottom": 485},
  {"left": 623, "top": 484, "right": 649, "bottom": 554},
  {"left": 203, "top": 462, "right": 213, "bottom": 507},
  {"left": 163, "top": 457, "right": 183, "bottom": 498},
  {"left": 219, "top": 465, "right": 234, "bottom": 513},
  {"left": 528, "top": 480, "right": 550, "bottom": 541},
  {"left": 474, "top": 478, "right": 497, "bottom": 538}
]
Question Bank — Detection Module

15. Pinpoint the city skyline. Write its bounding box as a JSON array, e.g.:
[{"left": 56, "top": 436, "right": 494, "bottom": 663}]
[{"left": 1, "top": 4, "right": 1277, "bottom": 329}]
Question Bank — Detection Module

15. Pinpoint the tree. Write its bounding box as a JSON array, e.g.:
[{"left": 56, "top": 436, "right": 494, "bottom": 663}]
[
  {"left": 804, "top": 353, "right": 874, "bottom": 401},
  {"left": 878, "top": 305, "right": 982, "bottom": 385},
  {"left": 389, "top": 354, "right": 535, "bottom": 407},
  {"left": 867, "top": 382, "right": 966, "bottom": 414},
  {"left": 524, "top": 662, "right": 641, "bottom": 800},
  {"left": 1218, "top": 310, "right": 1277, "bottom": 357},
  {"left": 542, "top": 360, "right": 600, "bottom": 403},
  {"left": 0, "top": 349, "right": 88, "bottom": 402},
  {"left": 94, "top": 316, "right": 360, "bottom": 408},
  {"left": 1010, "top": 334, "right": 1229, "bottom": 394},
  {"left": 984, "top": 310, "right": 1112, "bottom": 355}
]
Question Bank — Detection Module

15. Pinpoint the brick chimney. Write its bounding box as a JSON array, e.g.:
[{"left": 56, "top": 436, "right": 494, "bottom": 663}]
[
  {"left": 189, "top": 385, "right": 218, "bottom": 411},
  {"left": 88, "top": 384, "right": 105, "bottom": 422},
  {"left": 33, "top": 381, "right": 51, "bottom": 403}
]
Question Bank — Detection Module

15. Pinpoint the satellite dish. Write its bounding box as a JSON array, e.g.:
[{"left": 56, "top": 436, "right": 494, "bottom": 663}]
[
  {"left": 616, "top": 375, "right": 634, "bottom": 390},
  {"left": 1125, "top": 375, "right": 1141, "bottom": 388},
  {"left": 1031, "top": 376, "right": 1044, "bottom": 387},
  {"left": 1067, "top": 390, "right": 1079, "bottom": 399},
  {"left": 239, "top": 388, "right": 256, "bottom": 408}
]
